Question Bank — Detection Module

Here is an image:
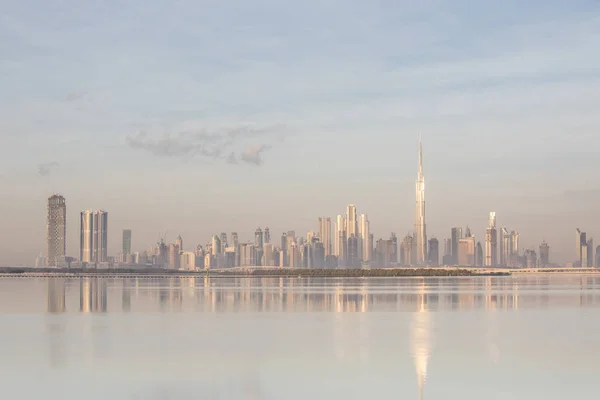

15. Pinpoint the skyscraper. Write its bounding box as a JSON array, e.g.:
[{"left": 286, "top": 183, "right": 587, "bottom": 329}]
[
  {"left": 264, "top": 227, "right": 271, "bottom": 244},
  {"left": 358, "top": 214, "right": 370, "bottom": 262},
  {"left": 318, "top": 217, "right": 332, "bottom": 257},
  {"left": 93, "top": 210, "right": 108, "bottom": 263},
  {"left": 539, "top": 241, "right": 550, "bottom": 266},
  {"left": 485, "top": 212, "right": 497, "bottom": 267},
  {"left": 400, "top": 235, "right": 413, "bottom": 265},
  {"left": 255, "top": 228, "right": 263, "bottom": 248},
  {"left": 458, "top": 236, "right": 475, "bottom": 266},
  {"left": 575, "top": 228, "right": 586, "bottom": 267},
  {"left": 80, "top": 209, "right": 108, "bottom": 265},
  {"left": 347, "top": 234, "right": 359, "bottom": 268},
  {"left": 334, "top": 215, "right": 346, "bottom": 257},
  {"left": 175, "top": 235, "right": 183, "bottom": 252},
  {"left": 80, "top": 210, "right": 94, "bottom": 264},
  {"left": 586, "top": 238, "right": 594, "bottom": 268},
  {"left": 475, "top": 242, "right": 483, "bottom": 266},
  {"left": 414, "top": 136, "right": 427, "bottom": 265},
  {"left": 500, "top": 228, "right": 511, "bottom": 266},
  {"left": 346, "top": 205, "right": 357, "bottom": 238},
  {"left": 122, "top": 229, "right": 132, "bottom": 255},
  {"left": 46, "top": 195, "right": 66, "bottom": 267},
  {"left": 450, "top": 227, "right": 462, "bottom": 265},
  {"left": 428, "top": 238, "right": 439, "bottom": 267}
]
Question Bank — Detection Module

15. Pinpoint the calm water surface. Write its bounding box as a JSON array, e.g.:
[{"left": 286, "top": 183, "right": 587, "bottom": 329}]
[{"left": 1, "top": 275, "right": 599, "bottom": 399}]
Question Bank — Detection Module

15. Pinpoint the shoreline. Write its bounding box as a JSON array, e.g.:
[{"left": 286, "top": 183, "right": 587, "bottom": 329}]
[
  {"left": 1, "top": 267, "right": 507, "bottom": 278},
  {"left": 1, "top": 267, "right": 598, "bottom": 278}
]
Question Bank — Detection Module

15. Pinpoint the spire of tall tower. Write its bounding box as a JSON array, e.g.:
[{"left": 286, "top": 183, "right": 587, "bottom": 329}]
[
  {"left": 418, "top": 133, "right": 423, "bottom": 178},
  {"left": 414, "top": 134, "right": 427, "bottom": 265}
]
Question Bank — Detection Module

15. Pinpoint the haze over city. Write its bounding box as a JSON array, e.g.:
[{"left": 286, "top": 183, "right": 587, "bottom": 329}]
[{"left": 2, "top": 1, "right": 600, "bottom": 265}]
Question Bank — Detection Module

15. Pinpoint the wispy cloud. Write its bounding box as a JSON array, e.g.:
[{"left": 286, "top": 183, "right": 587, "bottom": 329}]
[
  {"left": 126, "top": 124, "right": 287, "bottom": 166},
  {"left": 64, "top": 91, "right": 87, "bottom": 102},
  {"left": 240, "top": 144, "right": 270, "bottom": 166},
  {"left": 38, "top": 162, "right": 59, "bottom": 176}
]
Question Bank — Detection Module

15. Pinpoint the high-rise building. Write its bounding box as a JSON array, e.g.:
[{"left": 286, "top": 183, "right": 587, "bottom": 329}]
[
  {"left": 428, "top": 238, "right": 439, "bottom": 267},
  {"left": 80, "top": 210, "right": 107, "bottom": 264},
  {"left": 390, "top": 233, "right": 398, "bottom": 263},
  {"left": 358, "top": 214, "right": 370, "bottom": 262},
  {"left": 255, "top": 228, "right": 263, "bottom": 248},
  {"left": 80, "top": 210, "right": 94, "bottom": 264},
  {"left": 400, "top": 235, "right": 413, "bottom": 265},
  {"left": 175, "top": 235, "right": 183, "bottom": 252},
  {"left": 46, "top": 195, "right": 67, "bottom": 267},
  {"left": 334, "top": 215, "right": 346, "bottom": 257},
  {"left": 575, "top": 228, "right": 586, "bottom": 267},
  {"left": 375, "top": 238, "right": 391, "bottom": 267},
  {"left": 264, "top": 227, "right": 271, "bottom": 244},
  {"left": 443, "top": 238, "right": 452, "bottom": 265},
  {"left": 211, "top": 235, "right": 221, "bottom": 256},
  {"left": 231, "top": 232, "right": 239, "bottom": 266},
  {"left": 280, "top": 232, "right": 288, "bottom": 267},
  {"left": 289, "top": 243, "right": 300, "bottom": 268},
  {"left": 525, "top": 249, "right": 537, "bottom": 268},
  {"left": 596, "top": 245, "right": 600, "bottom": 268},
  {"left": 346, "top": 205, "right": 358, "bottom": 238},
  {"left": 239, "top": 243, "right": 255, "bottom": 267},
  {"left": 458, "top": 236, "right": 475, "bottom": 266},
  {"left": 347, "top": 234, "right": 359, "bottom": 268},
  {"left": 93, "top": 210, "right": 108, "bottom": 263},
  {"left": 586, "top": 238, "right": 594, "bottom": 268},
  {"left": 414, "top": 136, "right": 427, "bottom": 265},
  {"left": 318, "top": 217, "right": 332, "bottom": 257},
  {"left": 263, "top": 243, "right": 275, "bottom": 266},
  {"left": 168, "top": 243, "right": 180, "bottom": 269},
  {"left": 485, "top": 212, "right": 497, "bottom": 267},
  {"left": 337, "top": 229, "right": 347, "bottom": 266},
  {"left": 475, "top": 242, "right": 483, "bottom": 266},
  {"left": 122, "top": 229, "right": 132, "bottom": 255},
  {"left": 539, "top": 241, "right": 550, "bottom": 266},
  {"left": 219, "top": 233, "right": 228, "bottom": 250},
  {"left": 451, "top": 227, "right": 462, "bottom": 265},
  {"left": 500, "top": 228, "right": 511, "bottom": 266}
]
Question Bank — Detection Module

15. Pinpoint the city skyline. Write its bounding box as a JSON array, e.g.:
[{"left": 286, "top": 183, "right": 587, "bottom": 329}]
[
  {"left": 31, "top": 140, "right": 598, "bottom": 269},
  {"left": 2, "top": 1, "right": 600, "bottom": 265}
]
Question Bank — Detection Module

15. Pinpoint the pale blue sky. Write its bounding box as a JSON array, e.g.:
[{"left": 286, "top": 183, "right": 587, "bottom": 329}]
[{"left": 1, "top": 0, "right": 600, "bottom": 265}]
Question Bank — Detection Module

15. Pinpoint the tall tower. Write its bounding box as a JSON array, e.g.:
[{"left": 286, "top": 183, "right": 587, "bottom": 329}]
[
  {"left": 485, "top": 212, "right": 497, "bottom": 267},
  {"left": 346, "top": 205, "right": 357, "bottom": 238},
  {"left": 46, "top": 195, "right": 67, "bottom": 266},
  {"left": 334, "top": 215, "right": 346, "bottom": 257},
  {"left": 414, "top": 136, "right": 427, "bottom": 265},
  {"left": 318, "top": 217, "right": 332, "bottom": 257},
  {"left": 80, "top": 210, "right": 94, "bottom": 264},
  {"left": 93, "top": 210, "right": 108, "bottom": 263},
  {"left": 358, "top": 214, "right": 370, "bottom": 262},
  {"left": 122, "top": 229, "right": 132, "bottom": 255}
]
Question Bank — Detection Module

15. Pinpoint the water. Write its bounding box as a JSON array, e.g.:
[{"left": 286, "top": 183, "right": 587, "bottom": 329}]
[{"left": 0, "top": 275, "right": 599, "bottom": 399}]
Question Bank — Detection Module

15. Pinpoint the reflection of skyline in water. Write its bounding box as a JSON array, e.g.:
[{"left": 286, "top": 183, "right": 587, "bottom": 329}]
[
  {"left": 47, "top": 278, "right": 66, "bottom": 313},
  {"left": 41, "top": 276, "right": 600, "bottom": 314},
  {"left": 412, "top": 280, "right": 431, "bottom": 400},
  {"left": 79, "top": 277, "right": 107, "bottom": 313}
]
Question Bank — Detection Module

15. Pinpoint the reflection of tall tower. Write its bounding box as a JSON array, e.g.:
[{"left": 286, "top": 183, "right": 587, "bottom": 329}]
[
  {"left": 412, "top": 280, "right": 431, "bottom": 400},
  {"left": 79, "top": 278, "right": 107, "bottom": 312},
  {"left": 414, "top": 136, "right": 427, "bottom": 265},
  {"left": 47, "top": 278, "right": 66, "bottom": 313}
]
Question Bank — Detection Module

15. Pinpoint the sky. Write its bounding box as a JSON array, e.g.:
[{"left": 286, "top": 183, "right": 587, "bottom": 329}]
[{"left": 1, "top": 0, "right": 600, "bottom": 265}]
